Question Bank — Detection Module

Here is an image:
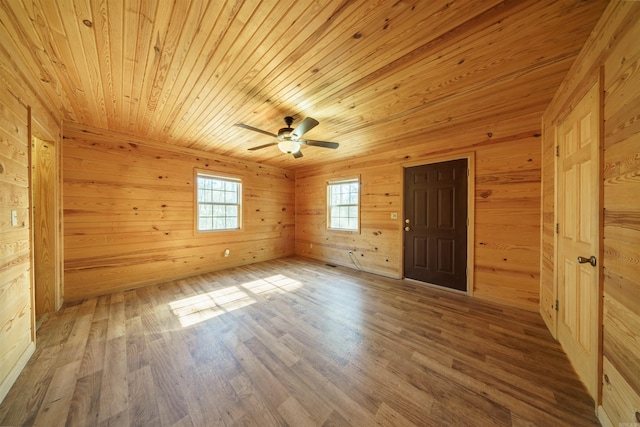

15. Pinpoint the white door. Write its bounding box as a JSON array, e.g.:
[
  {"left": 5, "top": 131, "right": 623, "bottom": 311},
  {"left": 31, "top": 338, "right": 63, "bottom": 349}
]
[{"left": 556, "top": 81, "right": 601, "bottom": 401}]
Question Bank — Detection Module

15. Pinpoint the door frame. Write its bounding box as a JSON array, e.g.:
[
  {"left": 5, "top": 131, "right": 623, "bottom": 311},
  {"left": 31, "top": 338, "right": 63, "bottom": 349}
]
[
  {"left": 401, "top": 152, "right": 475, "bottom": 295},
  {"left": 553, "top": 76, "right": 604, "bottom": 404}
]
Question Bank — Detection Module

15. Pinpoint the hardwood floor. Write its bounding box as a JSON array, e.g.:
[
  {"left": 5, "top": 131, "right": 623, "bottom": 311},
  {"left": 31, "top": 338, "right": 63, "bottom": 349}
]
[{"left": 0, "top": 257, "right": 600, "bottom": 426}]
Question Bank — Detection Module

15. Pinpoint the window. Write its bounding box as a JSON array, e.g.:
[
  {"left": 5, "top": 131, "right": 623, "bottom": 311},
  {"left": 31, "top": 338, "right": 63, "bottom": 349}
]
[
  {"left": 196, "top": 173, "right": 241, "bottom": 231},
  {"left": 327, "top": 179, "right": 359, "bottom": 231}
]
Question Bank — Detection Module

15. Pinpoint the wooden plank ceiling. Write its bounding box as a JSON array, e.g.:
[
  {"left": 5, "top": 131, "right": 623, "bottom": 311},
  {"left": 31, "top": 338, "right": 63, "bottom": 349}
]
[{"left": 9, "top": 0, "right": 607, "bottom": 169}]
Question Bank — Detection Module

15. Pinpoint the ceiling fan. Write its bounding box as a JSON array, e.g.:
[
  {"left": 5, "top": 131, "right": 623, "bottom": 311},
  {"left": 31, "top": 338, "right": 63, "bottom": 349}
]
[{"left": 235, "top": 116, "right": 339, "bottom": 158}]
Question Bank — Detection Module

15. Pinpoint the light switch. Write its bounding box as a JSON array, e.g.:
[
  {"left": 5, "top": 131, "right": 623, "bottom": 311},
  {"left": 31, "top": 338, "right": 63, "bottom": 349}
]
[
  {"left": 11, "top": 210, "right": 18, "bottom": 226},
  {"left": 390, "top": 212, "right": 398, "bottom": 219}
]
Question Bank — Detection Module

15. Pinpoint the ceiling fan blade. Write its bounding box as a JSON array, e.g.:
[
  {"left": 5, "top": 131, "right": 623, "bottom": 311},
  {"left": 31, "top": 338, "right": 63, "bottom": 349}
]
[
  {"left": 247, "top": 142, "right": 278, "bottom": 151},
  {"left": 235, "top": 123, "right": 277, "bottom": 138},
  {"left": 291, "top": 117, "right": 319, "bottom": 139},
  {"left": 302, "top": 140, "right": 339, "bottom": 149},
  {"left": 293, "top": 150, "right": 303, "bottom": 159}
]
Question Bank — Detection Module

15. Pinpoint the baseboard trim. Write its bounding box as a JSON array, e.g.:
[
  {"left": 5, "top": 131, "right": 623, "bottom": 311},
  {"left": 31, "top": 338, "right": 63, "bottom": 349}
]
[
  {"left": 0, "top": 341, "right": 35, "bottom": 404},
  {"left": 597, "top": 405, "right": 613, "bottom": 427}
]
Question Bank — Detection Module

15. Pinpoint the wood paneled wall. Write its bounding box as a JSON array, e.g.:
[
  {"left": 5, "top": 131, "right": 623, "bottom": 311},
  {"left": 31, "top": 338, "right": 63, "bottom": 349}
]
[
  {"left": 296, "top": 112, "right": 542, "bottom": 311},
  {"left": 62, "top": 122, "right": 295, "bottom": 301},
  {"left": 0, "top": 5, "right": 64, "bottom": 403},
  {"left": 542, "top": 2, "right": 640, "bottom": 424},
  {"left": 0, "top": 72, "right": 34, "bottom": 406}
]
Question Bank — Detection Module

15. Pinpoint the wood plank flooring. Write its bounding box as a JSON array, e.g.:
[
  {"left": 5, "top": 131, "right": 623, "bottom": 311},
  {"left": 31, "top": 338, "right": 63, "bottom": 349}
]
[{"left": 0, "top": 257, "right": 600, "bottom": 426}]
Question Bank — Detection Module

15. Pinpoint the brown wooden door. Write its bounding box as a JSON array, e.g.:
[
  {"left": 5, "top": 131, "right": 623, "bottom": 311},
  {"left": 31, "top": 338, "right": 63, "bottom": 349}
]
[
  {"left": 404, "top": 159, "right": 468, "bottom": 291},
  {"left": 556, "top": 82, "right": 601, "bottom": 400}
]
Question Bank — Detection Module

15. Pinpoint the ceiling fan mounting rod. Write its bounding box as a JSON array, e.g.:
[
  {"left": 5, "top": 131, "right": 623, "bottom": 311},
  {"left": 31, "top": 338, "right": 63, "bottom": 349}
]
[{"left": 284, "top": 116, "right": 294, "bottom": 127}]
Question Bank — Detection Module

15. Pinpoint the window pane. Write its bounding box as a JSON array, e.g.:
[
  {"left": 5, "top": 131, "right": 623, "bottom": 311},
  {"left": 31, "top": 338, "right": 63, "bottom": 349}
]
[
  {"left": 225, "top": 191, "right": 237, "bottom": 204},
  {"left": 226, "top": 205, "right": 237, "bottom": 217},
  {"left": 199, "top": 204, "right": 212, "bottom": 217},
  {"left": 212, "top": 205, "right": 224, "bottom": 216},
  {"left": 349, "top": 191, "right": 358, "bottom": 204},
  {"left": 332, "top": 192, "right": 340, "bottom": 205},
  {"left": 212, "top": 191, "right": 224, "bottom": 203}
]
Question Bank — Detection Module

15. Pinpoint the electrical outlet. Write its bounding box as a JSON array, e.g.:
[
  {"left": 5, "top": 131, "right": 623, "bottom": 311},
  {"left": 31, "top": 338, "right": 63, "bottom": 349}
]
[
  {"left": 224, "top": 249, "right": 230, "bottom": 257},
  {"left": 11, "top": 210, "right": 18, "bottom": 227},
  {"left": 390, "top": 212, "right": 398, "bottom": 219}
]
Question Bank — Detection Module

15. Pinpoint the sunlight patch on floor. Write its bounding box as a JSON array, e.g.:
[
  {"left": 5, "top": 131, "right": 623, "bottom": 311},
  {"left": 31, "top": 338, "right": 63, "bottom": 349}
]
[{"left": 169, "top": 274, "right": 303, "bottom": 327}]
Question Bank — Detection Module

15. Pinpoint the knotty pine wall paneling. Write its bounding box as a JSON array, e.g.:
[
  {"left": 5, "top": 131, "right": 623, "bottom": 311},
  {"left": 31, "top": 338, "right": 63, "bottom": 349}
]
[
  {"left": 542, "top": 2, "right": 640, "bottom": 424},
  {"left": 0, "top": 80, "right": 34, "bottom": 406},
  {"left": 0, "top": 4, "right": 65, "bottom": 403},
  {"left": 296, "top": 112, "right": 542, "bottom": 312},
  {"left": 601, "top": 5, "right": 640, "bottom": 424},
  {"left": 63, "top": 123, "right": 295, "bottom": 301}
]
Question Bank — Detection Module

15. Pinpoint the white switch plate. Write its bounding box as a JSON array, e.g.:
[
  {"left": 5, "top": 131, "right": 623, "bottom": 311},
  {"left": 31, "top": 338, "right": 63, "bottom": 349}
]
[
  {"left": 390, "top": 212, "right": 398, "bottom": 219},
  {"left": 11, "top": 210, "right": 18, "bottom": 226}
]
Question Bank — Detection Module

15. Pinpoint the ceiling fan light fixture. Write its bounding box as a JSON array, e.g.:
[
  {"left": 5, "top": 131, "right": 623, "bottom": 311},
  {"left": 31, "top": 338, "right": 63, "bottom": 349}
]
[
  {"left": 277, "top": 140, "right": 301, "bottom": 154},
  {"left": 238, "top": 116, "right": 336, "bottom": 156}
]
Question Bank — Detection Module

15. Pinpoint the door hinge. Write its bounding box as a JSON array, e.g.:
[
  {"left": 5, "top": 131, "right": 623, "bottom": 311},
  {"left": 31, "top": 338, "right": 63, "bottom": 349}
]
[
  {"left": 555, "top": 223, "right": 559, "bottom": 234},
  {"left": 555, "top": 145, "right": 559, "bottom": 157},
  {"left": 555, "top": 299, "right": 559, "bottom": 311}
]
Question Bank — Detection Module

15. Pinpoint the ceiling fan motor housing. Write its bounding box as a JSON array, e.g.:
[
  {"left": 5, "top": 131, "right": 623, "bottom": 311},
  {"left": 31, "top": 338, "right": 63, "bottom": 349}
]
[
  {"left": 277, "top": 127, "right": 294, "bottom": 140},
  {"left": 278, "top": 116, "right": 296, "bottom": 140}
]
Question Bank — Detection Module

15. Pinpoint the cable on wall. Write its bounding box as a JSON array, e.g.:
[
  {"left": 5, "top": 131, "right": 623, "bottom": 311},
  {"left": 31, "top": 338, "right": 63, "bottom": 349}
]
[{"left": 348, "top": 250, "right": 363, "bottom": 271}]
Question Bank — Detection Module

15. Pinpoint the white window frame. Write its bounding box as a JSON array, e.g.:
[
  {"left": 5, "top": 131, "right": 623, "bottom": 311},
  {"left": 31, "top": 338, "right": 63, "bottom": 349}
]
[
  {"left": 195, "top": 172, "right": 242, "bottom": 232},
  {"left": 327, "top": 178, "right": 360, "bottom": 232}
]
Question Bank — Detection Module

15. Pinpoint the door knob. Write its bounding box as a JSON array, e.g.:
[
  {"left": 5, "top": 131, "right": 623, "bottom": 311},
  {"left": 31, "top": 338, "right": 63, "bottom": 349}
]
[
  {"left": 577, "top": 255, "right": 597, "bottom": 267},
  {"left": 404, "top": 226, "right": 410, "bottom": 232}
]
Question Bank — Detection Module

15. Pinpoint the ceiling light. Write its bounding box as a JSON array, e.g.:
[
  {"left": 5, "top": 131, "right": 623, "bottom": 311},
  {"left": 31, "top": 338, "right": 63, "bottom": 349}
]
[{"left": 278, "top": 140, "right": 300, "bottom": 154}]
